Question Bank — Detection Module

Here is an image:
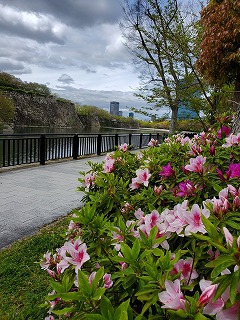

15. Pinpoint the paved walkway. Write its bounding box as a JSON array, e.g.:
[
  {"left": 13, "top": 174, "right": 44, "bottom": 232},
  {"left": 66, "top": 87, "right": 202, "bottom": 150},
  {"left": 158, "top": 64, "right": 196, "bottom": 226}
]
[{"left": 0, "top": 155, "right": 106, "bottom": 250}]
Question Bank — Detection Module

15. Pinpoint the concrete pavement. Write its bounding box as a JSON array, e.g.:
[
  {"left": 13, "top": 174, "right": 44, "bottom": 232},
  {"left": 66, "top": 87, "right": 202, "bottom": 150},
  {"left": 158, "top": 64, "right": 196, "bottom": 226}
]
[{"left": 0, "top": 155, "right": 106, "bottom": 250}]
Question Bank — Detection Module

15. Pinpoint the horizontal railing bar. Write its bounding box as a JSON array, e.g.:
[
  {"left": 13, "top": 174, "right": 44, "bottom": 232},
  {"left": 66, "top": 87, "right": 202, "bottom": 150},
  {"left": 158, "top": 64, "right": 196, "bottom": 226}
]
[{"left": 0, "top": 132, "right": 168, "bottom": 169}]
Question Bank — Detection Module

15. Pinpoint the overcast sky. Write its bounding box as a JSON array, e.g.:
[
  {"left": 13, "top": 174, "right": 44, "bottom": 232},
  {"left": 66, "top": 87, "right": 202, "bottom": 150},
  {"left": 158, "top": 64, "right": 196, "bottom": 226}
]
[{"left": 0, "top": 0, "right": 201, "bottom": 119}]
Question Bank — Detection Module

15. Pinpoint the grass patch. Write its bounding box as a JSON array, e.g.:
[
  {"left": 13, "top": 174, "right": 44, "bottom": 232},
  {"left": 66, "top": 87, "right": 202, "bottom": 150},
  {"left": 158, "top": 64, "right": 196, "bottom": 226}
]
[{"left": 0, "top": 214, "right": 71, "bottom": 320}]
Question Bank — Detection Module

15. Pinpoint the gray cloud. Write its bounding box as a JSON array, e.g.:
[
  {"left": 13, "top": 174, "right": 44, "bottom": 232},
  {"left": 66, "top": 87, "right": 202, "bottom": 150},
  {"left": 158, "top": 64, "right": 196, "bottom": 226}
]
[
  {"left": 0, "top": 4, "right": 65, "bottom": 44},
  {"left": 0, "top": 57, "right": 31, "bottom": 74},
  {"left": 0, "top": 0, "right": 122, "bottom": 28},
  {"left": 57, "top": 74, "right": 74, "bottom": 84}
]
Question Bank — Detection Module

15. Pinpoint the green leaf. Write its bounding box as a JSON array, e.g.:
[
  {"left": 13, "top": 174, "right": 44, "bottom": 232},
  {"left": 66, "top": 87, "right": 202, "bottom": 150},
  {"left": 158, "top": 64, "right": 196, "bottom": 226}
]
[
  {"left": 87, "top": 315, "right": 107, "bottom": 320},
  {"left": 230, "top": 270, "right": 240, "bottom": 304},
  {"left": 121, "top": 243, "right": 134, "bottom": 263},
  {"left": 50, "top": 280, "right": 64, "bottom": 293},
  {"left": 211, "top": 260, "right": 236, "bottom": 278},
  {"left": 52, "top": 306, "right": 76, "bottom": 315},
  {"left": 206, "top": 255, "right": 235, "bottom": 268},
  {"left": 114, "top": 299, "right": 130, "bottom": 320},
  {"left": 92, "top": 287, "right": 106, "bottom": 300},
  {"left": 100, "top": 296, "right": 114, "bottom": 319},
  {"left": 194, "top": 313, "right": 209, "bottom": 320},
  {"left": 214, "top": 274, "right": 232, "bottom": 301},
  {"left": 225, "top": 220, "right": 240, "bottom": 230},
  {"left": 132, "top": 238, "right": 141, "bottom": 261},
  {"left": 92, "top": 267, "right": 104, "bottom": 292},
  {"left": 78, "top": 270, "right": 92, "bottom": 297},
  {"left": 47, "top": 292, "right": 83, "bottom": 302},
  {"left": 201, "top": 214, "right": 219, "bottom": 241}
]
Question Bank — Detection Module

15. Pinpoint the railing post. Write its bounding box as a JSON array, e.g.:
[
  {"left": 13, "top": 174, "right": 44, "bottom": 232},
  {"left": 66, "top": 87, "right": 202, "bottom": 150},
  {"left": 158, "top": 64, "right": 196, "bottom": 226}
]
[
  {"left": 139, "top": 133, "right": 143, "bottom": 149},
  {"left": 40, "top": 134, "right": 46, "bottom": 165},
  {"left": 129, "top": 133, "right": 132, "bottom": 146},
  {"left": 97, "top": 134, "right": 102, "bottom": 155},
  {"left": 115, "top": 134, "right": 118, "bottom": 147},
  {"left": 163, "top": 133, "right": 167, "bottom": 141},
  {"left": 72, "top": 134, "right": 79, "bottom": 159},
  {"left": 149, "top": 133, "right": 152, "bottom": 143}
]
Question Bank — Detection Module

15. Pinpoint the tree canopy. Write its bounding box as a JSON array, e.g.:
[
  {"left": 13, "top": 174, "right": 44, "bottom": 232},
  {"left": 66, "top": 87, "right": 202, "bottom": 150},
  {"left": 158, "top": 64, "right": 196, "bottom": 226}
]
[
  {"left": 120, "top": 0, "right": 224, "bottom": 133},
  {"left": 196, "top": 0, "right": 240, "bottom": 133}
]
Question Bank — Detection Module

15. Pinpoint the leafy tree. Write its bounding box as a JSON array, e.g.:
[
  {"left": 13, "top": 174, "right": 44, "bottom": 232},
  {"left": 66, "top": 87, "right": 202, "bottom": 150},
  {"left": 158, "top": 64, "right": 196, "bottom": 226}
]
[
  {"left": 0, "top": 92, "right": 15, "bottom": 124},
  {"left": 196, "top": 0, "right": 240, "bottom": 133},
  {"left": 120, "top": 0, "right": 220, "bottom": 133}
]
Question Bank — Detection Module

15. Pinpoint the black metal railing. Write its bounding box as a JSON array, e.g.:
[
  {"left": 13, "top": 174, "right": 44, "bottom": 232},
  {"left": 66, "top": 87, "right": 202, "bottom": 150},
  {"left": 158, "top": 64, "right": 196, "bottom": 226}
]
[{"left": 0, "top": 132, "right": 167, "bottom": 168}]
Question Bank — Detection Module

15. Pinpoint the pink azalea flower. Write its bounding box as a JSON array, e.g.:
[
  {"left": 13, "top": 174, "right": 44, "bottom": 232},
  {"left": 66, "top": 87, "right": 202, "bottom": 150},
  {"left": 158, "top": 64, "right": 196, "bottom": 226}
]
[
  {"left": 158, "top": 279, "right": 186, "bottom": 310},
  {"left": 190, "top": 144, "right": 202, "bottom": 156},
  {"left": 103, "top": 273, "right": 113, "bottom": 288},
  {"left": 84, "top": 172, "right": 96, "bottom": 188},
  {"left": 184, "top": 204, "right": 210, "bottom": 236},
  {"left": 134, "top": 208, "right": 145, "bottom": 222},
  {"left": 136, "top": 168, "right": 151, "bottom": 186},
  {"left": 222, "top": 133, "right": 240, "bottom": 147},
  {"left": 88, "top": 271, "right": 96, "bottom": 284},
  {"left": 144, "top": 210, "right": 162, "bottom": 230},
  {"left": 217, "top": 126, "right": 231, "bottom": 139},
  {"left": 159, "top": 163, "right": 175, "bottom": 177},
  {"left": 154, "top": 185, "right": 163, "bottom": 195},
  {"left": 103, "top": 155, "right": 115, "bottom": 173},
  {"left": 234, "top": 196, "right": 240, "bottom": 210},
  {"left": 148, "top": 138, "right": 158, "bottom": 147},
  {"left": 223, "top": 227, "right": 234, "bottom": 247},
  {"left": 171, "top": 258, "right": 198, "bottom": 285},
  {"left": 118, "top": 252, "right": 128, "bottom": 270},
  {"left": 119, "top": 143, "right": 128, "bottom": 152},
  {"left": 185, "top": 155, "right": 206, "bottom": 174},
  {"left": 130, "top": 168, "right": 151, "bottom": 189},
  {"left": 198, "top": 279, "right": 224, "bottom": 315},
  {"left": 129, "top": 177, "right": 141, "bottom": 190},
  {"left": 216, "top": 302, "right": 240, "bottom": 320},
  {"left": 226, "top": 163, "right": 240, "bottom": 178},
  {"left": 65, "top": 240, "right": 90, "bottom": 273},
  {"left": 40, "top": 251, "right": 52, "bottom": 270}
]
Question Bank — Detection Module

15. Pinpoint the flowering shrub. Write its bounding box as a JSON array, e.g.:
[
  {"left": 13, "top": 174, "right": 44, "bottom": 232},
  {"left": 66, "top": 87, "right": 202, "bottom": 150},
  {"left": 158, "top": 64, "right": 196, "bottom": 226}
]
[{"left": 40, "top": 119, "right": 240, "bottom": 319}]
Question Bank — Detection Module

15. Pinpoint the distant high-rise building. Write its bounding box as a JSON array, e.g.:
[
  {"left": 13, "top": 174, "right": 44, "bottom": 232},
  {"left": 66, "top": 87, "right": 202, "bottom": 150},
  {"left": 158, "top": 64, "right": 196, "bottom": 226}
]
[
  {"left": 129, "top": 112, "right": 134, "bottom": 118},
  {"left": 110, "top": 101, "right": 119, "bottom": 116},
  {"left": 118, "top": 111, "right": 123, "bottom": 117}
]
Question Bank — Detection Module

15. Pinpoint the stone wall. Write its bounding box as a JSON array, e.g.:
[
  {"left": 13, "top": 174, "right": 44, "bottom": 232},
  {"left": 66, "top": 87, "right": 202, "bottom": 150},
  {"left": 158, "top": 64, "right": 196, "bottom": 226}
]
[{"left": 3, "top": 90, "right": 83, "bottom": 128}]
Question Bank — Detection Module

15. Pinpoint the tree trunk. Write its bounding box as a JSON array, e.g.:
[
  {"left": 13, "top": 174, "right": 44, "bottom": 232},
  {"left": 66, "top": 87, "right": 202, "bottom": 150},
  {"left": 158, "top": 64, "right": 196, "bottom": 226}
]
[
  {"left": 169, "top": 106, "right": 178, "bottom": 135},
  {"left": 232, "top": 78, "right": 240, "bottom": 134}
]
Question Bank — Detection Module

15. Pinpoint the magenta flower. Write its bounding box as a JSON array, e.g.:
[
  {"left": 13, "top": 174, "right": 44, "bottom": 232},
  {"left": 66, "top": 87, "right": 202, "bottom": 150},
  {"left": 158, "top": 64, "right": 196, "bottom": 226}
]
[
  {"left": 185, "top": 155, "right": 206, "bottom": 174},
  {"left": 175, "top": 180, "right": 196, "bottom": 197},
  {"left": 226, "top": 163, "right": 240, "bottom": 178},
  {"left": 159, "top": 163, "right": 175, "bottom": 177},
  {"left": 217, "top": 126, "right": 231, "bottom": 139},
  {"left": 158, "top": 279, "right": 186, "bottom": 310},
  {"left": 184, "top": 204, "right": 210, "bottom": 236}
]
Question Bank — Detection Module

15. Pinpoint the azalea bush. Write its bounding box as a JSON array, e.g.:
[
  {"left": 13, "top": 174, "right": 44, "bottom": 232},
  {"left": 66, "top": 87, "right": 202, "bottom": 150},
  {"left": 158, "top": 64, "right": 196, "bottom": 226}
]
[{"left": 40, "top": 115, "right": 240, "bottom": 320}]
